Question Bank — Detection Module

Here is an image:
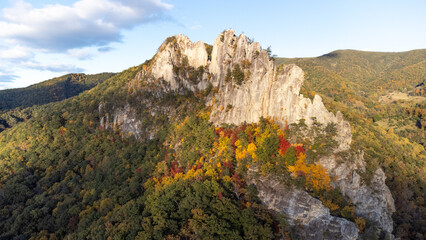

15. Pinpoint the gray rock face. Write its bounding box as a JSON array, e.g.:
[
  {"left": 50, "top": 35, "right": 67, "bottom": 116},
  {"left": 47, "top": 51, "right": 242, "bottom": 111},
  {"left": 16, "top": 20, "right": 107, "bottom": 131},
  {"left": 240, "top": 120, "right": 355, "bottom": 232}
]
[
  {"left": 206, "top": 30, "right": 396, "bottom": 238},
  {"left": 208, "top": 30, "right": 263, "bottom": 88},
  {"left": 149, "top": 34, "right": 209, "bottom": 91},
  {"left": 319, "top": 153, "right": 396, "bottom": 235},
  {"left": 206, "top": 30, "right": 395, "bottom": 238},
  {"left": 208, "top": 29, "right": 351, "bottom": 151},
  {"left": 99, "top": 103, "right": 143, "bottom": 139},
  {"left": 252, "top": 176, "right": 359, "bottom": 240},
  {"left": 99, "top": 29, "right": 395, "bottom": 238}
]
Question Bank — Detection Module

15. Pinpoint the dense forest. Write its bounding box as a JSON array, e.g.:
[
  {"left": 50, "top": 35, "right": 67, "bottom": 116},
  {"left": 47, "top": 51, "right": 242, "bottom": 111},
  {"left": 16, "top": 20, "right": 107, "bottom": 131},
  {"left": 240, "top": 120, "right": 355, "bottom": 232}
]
[
  {"left": 279, "top": 49, "right": 426, "bottom": 239},
  {"left": 0, "top": 73, "right": 114, "bottom": 111},
  {"left": 0, "top": 46, "right": 424, "bottom": 239},
  {"left": 0, "top": 65, "right": 298, "bottom": 239},
  {"left": 0, "top": 73, "right": 114, "bottom": 133}
]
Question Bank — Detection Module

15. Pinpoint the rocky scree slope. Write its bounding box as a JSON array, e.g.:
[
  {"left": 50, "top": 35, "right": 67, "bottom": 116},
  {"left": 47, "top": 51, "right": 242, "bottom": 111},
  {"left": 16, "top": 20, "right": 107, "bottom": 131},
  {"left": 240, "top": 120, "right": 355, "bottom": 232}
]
[{"left": 100, "top": 29, "right": 396, "bottom": 239}]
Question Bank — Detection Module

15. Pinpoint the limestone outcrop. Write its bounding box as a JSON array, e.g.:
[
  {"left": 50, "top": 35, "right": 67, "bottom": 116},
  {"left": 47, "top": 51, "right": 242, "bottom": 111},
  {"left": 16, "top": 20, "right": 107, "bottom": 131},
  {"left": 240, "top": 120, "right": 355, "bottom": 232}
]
[
  {"left": 319, "top": 153, "right": 396, "bottom": 235},
  {"left": 148, "top": 34, "right": 209, "bottom": 91},
  {"left": 99, "top": 29, "right": 396, "bottom": 239},
  {"left": 251, "top": 175, "right": 359, "bottom": 240},
  {"left": 99, "top": 103, "right": 143, "bottom": 139},
  {"left": 208, "top": 30, "right": 351, "bottom": 151},
  {"left": 205, "top": 30, "right": 395, "bottom": 238}
]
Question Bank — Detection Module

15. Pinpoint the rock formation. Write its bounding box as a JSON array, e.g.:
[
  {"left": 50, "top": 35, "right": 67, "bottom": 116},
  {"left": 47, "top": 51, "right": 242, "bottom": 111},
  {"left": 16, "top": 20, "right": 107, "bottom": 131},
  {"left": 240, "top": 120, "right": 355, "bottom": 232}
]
[
  {"left": 149, "top": 34, "right": 209, "bottom": 91},
  {"left": 206, "top": 30, "right": 395, "bottom": 238},
  {"left": 251, "top": 175, "right": 359, "bottom": 240},
  {"left": 99, "top": 103, "right": 142, "bottom": 139},
  {"left": 319, "top": 153, "right": 396, "bottom": 235},
  {"left": 99, "top": 29, "right": 396, "bottom": 239},
  {"left": 208, "top": 31, "right": 351, "bottom": 150}
]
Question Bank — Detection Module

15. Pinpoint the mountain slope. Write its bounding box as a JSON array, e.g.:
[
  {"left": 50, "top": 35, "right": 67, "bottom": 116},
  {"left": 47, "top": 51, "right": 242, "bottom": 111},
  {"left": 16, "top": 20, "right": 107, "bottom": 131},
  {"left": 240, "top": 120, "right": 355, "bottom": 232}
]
[
  {"left": 276, "top": 49, "right": 426, "bottom": 96},
  {"left": 0, "top": 44, "right": 286, "bottom": 239},
  {"left": 277, "top": 50, "right": 426, "bottom": 239},
  {"left": 0, "top": 72, "right": 115, "bottom": 111},
  {"left": 0, "top": 73, "right": 115, "bottom": 133}
]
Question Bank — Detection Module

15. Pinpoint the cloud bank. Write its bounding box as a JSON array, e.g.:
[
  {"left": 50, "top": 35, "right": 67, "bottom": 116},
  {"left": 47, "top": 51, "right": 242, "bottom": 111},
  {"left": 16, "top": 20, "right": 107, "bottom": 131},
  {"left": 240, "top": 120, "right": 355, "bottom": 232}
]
[
  {"left": 22, "top": 61, "right": 85, "bottom": 73},
  {"left": 0, "top": 0, "right": 172, "bottom": 87},
  {"left": 0, "top": 0, "right": 173, "bottom": 51}
]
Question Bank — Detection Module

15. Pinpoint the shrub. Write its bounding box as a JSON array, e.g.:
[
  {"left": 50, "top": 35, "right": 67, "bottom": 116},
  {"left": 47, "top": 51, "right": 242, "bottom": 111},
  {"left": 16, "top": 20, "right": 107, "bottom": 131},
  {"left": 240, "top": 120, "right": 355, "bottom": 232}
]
[
  {"left": 204, "top": 44, "right": 213, "bottom": 61},
  {"left": 225, "top": 68, "right": 232, "bottom": 82},
  {"left": 232, "top": 64, "right": 244, "bottom": 85}
]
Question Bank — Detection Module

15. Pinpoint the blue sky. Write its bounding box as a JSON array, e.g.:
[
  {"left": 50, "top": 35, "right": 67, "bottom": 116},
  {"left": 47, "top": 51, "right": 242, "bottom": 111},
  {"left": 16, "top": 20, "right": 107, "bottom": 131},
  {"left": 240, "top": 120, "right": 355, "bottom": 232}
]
[{"left": 0, "top": 0, "right": 425, "bottom": 90}]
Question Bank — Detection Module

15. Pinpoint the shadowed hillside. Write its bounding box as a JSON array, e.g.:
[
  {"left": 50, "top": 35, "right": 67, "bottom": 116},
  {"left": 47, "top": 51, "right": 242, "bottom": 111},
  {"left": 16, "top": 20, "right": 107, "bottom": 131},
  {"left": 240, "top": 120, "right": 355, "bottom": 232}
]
[
  {"left": 0, "top": 73, "right": 115, "bottom": 133},
  {"left": 0, "top": 73, "right": 115, "bottom": 111}
]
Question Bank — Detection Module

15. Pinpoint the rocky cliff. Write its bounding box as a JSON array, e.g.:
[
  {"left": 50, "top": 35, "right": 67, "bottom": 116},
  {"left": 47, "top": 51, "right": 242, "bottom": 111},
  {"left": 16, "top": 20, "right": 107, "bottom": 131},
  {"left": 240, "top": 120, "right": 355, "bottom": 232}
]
[
  {"left": 100, "top": 29, "right": 396, "bottom": 239},
  {"left": 207, "top": 30, "right": 351, "bottom": 151},
  {"left": 251, "top": 174, "right": 359, "bottom": 240},
  {"left": 319, "top": 152, "right": 395, "bottom": 236}
]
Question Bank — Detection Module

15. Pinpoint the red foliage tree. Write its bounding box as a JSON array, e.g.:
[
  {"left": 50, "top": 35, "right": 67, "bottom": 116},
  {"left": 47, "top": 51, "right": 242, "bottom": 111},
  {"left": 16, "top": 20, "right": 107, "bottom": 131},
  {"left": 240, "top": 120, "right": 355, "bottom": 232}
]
[
  {"left": 230, "top": 131, "right": 238, "bottom": 147},
  {"left": 294, "top": 146, "right": 305, "bottom": 156},
  {"left": 214, "top": 127, "right": 224, "bottom": 136},
  {"left": 194, "top": 162, "right": 202, "bottom": 170},
  {"left": 278, "top": 135, "right": 291, "bottom": 155},
  {"left": 218, "top": 191, "right": 223, "bottom": 200},
  {"left": 170, "top": 161, "right": 184, "bottom": 177},
  {"left": 222, "top": 161, "right": 234, "bottom": 171},
  {"left": 232, "top": 173, "right": 243, "bottom": 188}
]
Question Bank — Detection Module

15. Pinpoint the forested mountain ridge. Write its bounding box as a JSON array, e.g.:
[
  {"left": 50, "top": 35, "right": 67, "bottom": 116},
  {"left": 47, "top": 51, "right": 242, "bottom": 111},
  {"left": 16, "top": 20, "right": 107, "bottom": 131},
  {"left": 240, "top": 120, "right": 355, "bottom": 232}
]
[
  {"left": 276, "top": 49, "right": 426, "bottom": 147},
  {"left": 0, "top": 72, "right": 115, "bottom": 111},
  {"left": 278, "top": 49, "right": 426, "bottom": 239},
  {"left": 276, "top": 49, "right": 426, "bottom": 95},
  {"left": 0, "top": 73, "right": 115, "bottom": 133},
  {"left": 0, "top": 31, "right": 423, "bottom": 239}
]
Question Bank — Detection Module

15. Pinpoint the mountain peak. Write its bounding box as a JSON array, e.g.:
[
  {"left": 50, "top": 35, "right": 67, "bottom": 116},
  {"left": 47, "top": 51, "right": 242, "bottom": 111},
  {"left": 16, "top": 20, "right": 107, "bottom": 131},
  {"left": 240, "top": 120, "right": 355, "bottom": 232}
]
[{"left": 132, "top": 30, "right": 351, "bottom": 149}]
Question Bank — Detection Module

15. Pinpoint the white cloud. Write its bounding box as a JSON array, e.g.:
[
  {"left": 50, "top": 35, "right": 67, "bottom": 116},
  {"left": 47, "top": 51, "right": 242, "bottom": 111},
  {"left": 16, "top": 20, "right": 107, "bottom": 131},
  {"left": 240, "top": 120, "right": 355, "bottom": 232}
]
[
  {"left": 67, "top": 47, "right": 96, "bottom": 60},
  {"left": 0, "top": 0, "right": 172, "bottom": 82},
  {"left": 0, "top": 0, "right": 173, "bottom": 51},
  {"left": 189, "top": 24, "right": 202, "bottom": 30},
  {"left": 0, "top": 45, "right": 33, "bottom": 60},
  {"left": 22, "top": 61, "right": 85, "bottom": 73},
  {"left": 98, "top": 46, "right": 114, "bottom": 52}
]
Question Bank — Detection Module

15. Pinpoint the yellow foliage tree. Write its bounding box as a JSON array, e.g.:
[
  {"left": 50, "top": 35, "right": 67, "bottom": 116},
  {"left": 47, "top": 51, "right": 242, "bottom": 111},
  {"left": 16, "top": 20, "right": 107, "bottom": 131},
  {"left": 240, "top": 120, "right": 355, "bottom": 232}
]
[{"left": 288, "top": 153, "right": 331, "bottom": 191}]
